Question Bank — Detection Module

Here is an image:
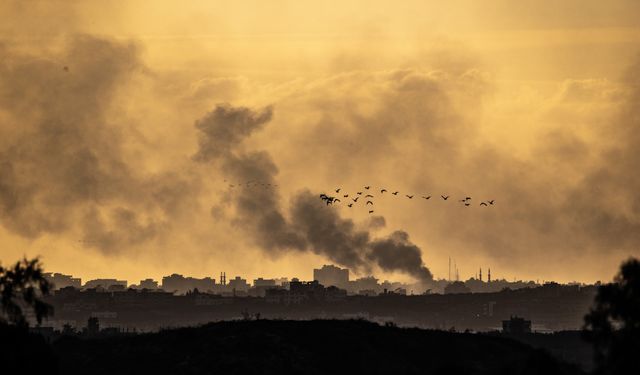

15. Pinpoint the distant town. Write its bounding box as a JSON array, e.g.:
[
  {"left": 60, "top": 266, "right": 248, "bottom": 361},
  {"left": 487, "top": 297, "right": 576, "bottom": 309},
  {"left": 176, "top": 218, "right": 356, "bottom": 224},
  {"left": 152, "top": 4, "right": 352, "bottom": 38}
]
[
  {"left": 36, "top": 265, "right": 598, "bottom": 336},
  {"left": 45, "top": 264, "right": 549, "bottom": 297}
]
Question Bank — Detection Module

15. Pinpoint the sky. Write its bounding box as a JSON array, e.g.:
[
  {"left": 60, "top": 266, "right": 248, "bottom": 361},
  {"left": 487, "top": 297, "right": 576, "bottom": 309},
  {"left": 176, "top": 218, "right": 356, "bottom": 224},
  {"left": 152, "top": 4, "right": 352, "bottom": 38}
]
[{"left": 1, "top": 0, "right": 639, "bottom": 285}]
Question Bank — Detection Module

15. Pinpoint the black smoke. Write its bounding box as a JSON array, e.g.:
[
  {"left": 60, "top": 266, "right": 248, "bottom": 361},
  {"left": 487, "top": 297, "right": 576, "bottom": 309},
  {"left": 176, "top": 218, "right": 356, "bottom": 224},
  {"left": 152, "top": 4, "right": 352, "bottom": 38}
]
[{"left": 194, "top": 104, "right": 434, "bottom": 282}]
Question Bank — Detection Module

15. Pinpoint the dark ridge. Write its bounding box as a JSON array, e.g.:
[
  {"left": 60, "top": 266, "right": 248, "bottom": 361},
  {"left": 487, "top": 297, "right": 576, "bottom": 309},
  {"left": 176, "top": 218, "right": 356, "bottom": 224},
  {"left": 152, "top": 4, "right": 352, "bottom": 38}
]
[{"left": 52, "top": 319, "right": 585, "bottom": 375}]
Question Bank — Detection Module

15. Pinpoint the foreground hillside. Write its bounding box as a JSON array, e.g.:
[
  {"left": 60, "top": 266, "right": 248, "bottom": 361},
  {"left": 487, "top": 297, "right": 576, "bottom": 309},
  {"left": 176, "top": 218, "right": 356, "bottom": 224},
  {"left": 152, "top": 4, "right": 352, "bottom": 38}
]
[{"left": 51, "top": 320, "right": 584, "bottom": 375}]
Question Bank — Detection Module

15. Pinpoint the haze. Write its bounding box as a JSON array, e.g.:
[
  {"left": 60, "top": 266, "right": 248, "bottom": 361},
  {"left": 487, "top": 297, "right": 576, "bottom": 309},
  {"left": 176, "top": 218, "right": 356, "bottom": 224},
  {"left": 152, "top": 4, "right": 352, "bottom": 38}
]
[{"left": 1, "top": 0, "right": 639, "bottom": 285}]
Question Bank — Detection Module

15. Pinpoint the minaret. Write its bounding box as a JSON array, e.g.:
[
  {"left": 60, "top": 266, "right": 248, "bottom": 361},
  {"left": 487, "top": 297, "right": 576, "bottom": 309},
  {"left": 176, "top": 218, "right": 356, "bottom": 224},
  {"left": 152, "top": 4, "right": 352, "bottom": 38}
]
[
  {"left": 488, "top": 268, "right": 491, "bottom": 283},
  {"left": 448, "top": 257, "right": 451, "bottom": 281},
  {"left": 479, "top": 267, "right": 483, "bottom": 282}
]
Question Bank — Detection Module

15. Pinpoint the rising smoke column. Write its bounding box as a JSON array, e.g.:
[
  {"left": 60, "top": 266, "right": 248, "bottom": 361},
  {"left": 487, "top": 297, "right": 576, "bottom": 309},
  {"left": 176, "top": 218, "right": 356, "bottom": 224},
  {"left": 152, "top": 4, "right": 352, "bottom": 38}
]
[{"left": 194, "top": 104, "right": 434, "bottom": 281}]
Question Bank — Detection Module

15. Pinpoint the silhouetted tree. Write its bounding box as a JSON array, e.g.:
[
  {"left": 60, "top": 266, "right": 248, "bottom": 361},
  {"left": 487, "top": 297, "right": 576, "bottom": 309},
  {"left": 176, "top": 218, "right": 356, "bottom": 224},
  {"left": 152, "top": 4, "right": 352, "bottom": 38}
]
[
  {"left": 584, "top": 258, "right": 640, "bottom": 374},
  {"left": 0, "top": 257, "right": 53, "bottom": 327}
]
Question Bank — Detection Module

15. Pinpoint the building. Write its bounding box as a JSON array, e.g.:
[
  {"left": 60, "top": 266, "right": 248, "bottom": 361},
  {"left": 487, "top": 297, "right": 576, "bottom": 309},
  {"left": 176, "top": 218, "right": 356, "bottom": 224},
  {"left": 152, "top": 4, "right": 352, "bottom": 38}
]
[
  {"left": 250, "top": 278, "right": 279, "bottom": 297},
  {"left": 227, "top": 276, "right": 249, "bottom": 292},
  {"left": 348, "top": 276, "right": 380, "bottom": 294},
  {"left": 84, "top": 279, "right": 127, "bottom": 290},
  {"left": 313, "top": 265, "right": 349, "bottom": 288},
  {"left": 502, "top": 316, "right": 532, "bottom": 334},
  {"left": 137, "top": 279, "right": 159, "bottom": 290},
  {"left": 253, "top": 278, "right": 276, "bottom": 287},
  {"left": 44, "top": 273, "right": 82, "bottom": 290},
  {"left": 161, "top": 274, "right": 216, "bottom": 294}
]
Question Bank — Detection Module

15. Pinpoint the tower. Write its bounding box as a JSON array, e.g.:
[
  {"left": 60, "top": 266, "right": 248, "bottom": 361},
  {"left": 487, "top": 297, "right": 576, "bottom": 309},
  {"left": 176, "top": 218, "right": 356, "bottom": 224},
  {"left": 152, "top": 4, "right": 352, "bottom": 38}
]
[
  {"left": 220, "top": 272, "right": 226, "bottom": 286},
  {"left": 488, "top": 268, "right": 491, "bottom": 283},
  {"left": 448, "top": 257, "right": 451, "bottom": 281},
  {"left": 479, "top": 267, "right": 483, "bottom": 282},
  {"left": 455, "top": 261, "right": 459, "bottom": 281}
]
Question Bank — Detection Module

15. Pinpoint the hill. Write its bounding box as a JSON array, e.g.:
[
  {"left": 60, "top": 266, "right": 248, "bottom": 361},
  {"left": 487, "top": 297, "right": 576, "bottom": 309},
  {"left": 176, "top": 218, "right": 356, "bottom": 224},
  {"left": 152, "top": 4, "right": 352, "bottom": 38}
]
[{"left": 51, "top": 319, "right": 585, "bottom": 375}]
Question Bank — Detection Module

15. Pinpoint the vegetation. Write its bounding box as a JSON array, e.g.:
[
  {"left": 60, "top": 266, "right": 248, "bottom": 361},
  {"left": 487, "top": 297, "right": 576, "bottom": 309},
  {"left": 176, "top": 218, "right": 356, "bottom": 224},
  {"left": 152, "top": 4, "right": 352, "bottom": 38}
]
[
  {"left": 584, "top": 258, "right": 640, "bottom": 374},
  {"left": 53, "top": 319, "right": 583, "bottom": 375},
  {"left": 0, "top": 257, "right": 53, "bottom": 327}
]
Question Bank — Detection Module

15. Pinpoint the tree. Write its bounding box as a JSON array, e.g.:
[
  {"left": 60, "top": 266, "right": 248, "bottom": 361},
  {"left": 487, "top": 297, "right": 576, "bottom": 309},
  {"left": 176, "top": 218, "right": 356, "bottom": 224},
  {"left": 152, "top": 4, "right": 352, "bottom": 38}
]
[
  {"left": 583, "top": 257, "right": 640, "bottom": 374},
  {"left": 0, "top": 257, "right": 53, "bottom": 327}
]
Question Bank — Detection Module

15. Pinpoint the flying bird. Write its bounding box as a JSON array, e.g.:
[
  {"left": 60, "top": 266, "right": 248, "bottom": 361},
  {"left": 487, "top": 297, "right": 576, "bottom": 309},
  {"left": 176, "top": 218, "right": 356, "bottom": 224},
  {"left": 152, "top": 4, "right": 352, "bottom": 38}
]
[
  {"left": 343, "top": 194, "right": 349, "bottom": 198},
  {"left": 333, "top": 198, "right": 341, "bottom": 203},
  {"left": 422, "top": 196, "right": 431, "bottom": 200},
  {"left": 335, "top": 188, "right": 341, "bottom": 193},
  {"left": 369, "top": 210, "right": 374, "bottom": 214},
  {"left": 392, "top": 191, "right": 399, "bottom": 195},
  {"left": 464, "top": 203, "right": 470, "bottom": 207},
  {"left": 488, "top": 200, "right": 495, "bottom": 205},
  {"left": 348, "top": 203, "right": 353, "bottom": 208},
  {"left": 365, "top": 194, "right": 374, "bottom": 198},
  {"left": 441, "top": 195, "right": 449, "bottom": 200},
  {"left": 406, "top": 195, "right": 414, "bottom": 199},
  {"left": 357, "top": 192, "right": 363, "bottom": 195},
  {"left": 353, "top": 197, "right": 359, "bottom": 202},
  {"left": 364, "top": 186, "right": 370, "bottom": 190},
  {"left": 381, "top": 189, "right": 387, "bottom": 193},
  {"left": 465, "top": 197, "right": 472, "bottom": 201},
  {"left": 366, "top": 201, "right": 374, "bottom": 205},
  {"left": 480, "top": 202, "right": 488, "bottom": 206}
]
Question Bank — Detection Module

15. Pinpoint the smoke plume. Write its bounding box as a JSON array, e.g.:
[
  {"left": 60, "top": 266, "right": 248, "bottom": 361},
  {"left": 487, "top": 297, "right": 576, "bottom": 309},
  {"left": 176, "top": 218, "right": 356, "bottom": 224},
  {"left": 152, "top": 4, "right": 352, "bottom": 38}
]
[{"left": 193, "top": 104, "right": 434, "bottom": 282}]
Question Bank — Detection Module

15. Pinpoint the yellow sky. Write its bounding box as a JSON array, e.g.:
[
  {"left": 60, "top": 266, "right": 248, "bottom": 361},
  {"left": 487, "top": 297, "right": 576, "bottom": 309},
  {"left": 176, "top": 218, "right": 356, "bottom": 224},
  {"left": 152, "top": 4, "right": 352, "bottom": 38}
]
[{"left": 1, "top": 1, "right": 639, "bottom": 285}]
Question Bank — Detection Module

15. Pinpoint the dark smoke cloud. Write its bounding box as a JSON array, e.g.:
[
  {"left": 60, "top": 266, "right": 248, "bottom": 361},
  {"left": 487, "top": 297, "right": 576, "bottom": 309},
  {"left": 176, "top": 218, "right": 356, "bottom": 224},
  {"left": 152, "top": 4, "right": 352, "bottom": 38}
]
[
  {"left": 0, "top": 36, "right": 199, "bottom": 252},
  {"left": 289, "top": 191, "right": 371, "bottom": 272},
  {"left": 194, "top": 104, "right": 434, "bottom": 281},
  {"left": 193, "top": 104, "right": 307, "bottom": 253},
  {"left": 193, "top": 104, "right": 273, "bottom": 162}
]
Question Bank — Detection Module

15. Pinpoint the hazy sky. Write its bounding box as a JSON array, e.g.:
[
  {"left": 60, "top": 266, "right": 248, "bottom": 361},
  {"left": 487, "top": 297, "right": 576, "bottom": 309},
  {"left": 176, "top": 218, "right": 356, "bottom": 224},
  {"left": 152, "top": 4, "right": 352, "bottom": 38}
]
[{"left": 1, "top": 1, "right": 639, "bottom": 285}]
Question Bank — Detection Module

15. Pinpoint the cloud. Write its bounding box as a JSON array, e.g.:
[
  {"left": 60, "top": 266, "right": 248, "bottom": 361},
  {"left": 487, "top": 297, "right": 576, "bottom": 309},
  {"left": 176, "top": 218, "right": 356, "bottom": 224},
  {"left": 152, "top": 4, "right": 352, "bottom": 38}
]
[{"left": 0, "top": 36, "right": 200, "bottom": 252}]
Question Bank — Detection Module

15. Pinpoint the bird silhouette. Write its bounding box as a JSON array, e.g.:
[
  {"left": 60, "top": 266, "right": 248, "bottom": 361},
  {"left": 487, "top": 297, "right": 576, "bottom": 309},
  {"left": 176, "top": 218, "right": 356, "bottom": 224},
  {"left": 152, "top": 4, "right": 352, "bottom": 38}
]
[
  {"left": 364, "top": 186, "right": 370, "bottom": 190},
  {"left": 381, "top": 189, "right": 387, "bottom": 193},
  {"left": 343, "top": 194, "right": 349, "bottom": 198},
  {"left": 422, "top": 196, "right": 431, "bottom": 200},
  {"left": 465, "top": 197, "right": 472, "bottom": 201},
  {"left": 320, "top": 194, "right": 327, "bottom": 199},
  {"left": 348, "top": 203, "right": 353, "bottom": 207},
  {"left": 369, "top": 210, "right": 374, "bottom": 214},
  {"left": 336, "top": 188, "right": 341, "bottom": 193},
  {"left": 406, "top": 195, "right": 414, "bottom": 199},
  {"left": 459, "top": 199, "right": 466, "bottom": 203},
  {"left": 480, "top": 202, "right": 488, "bottom": 206},
  {"left": 353, "top": 197, "right": 359, "bottom": 202},
  {"left": 334, "top": 198, "right": 341, "bottom": 203},
  {"left": 464, "top": 203, "right": 470, "bottom": 207},
  {"left": 488, "top": 200, "right": 495, "bottom": 205},
  {"left": 366, "top": 201, "right": 373, "bottom": 205},
  {"left": 392, "top": 191, "right": 399, "bottom": 195},
  {"left": 441, "top": 195, "right": 449, "bottom": 200},
  {"left": 357, "top": 192, "right": 363, "bottom": 195},
  {"left": 365, "top": 194, "right": 374, "bottom": 198}
]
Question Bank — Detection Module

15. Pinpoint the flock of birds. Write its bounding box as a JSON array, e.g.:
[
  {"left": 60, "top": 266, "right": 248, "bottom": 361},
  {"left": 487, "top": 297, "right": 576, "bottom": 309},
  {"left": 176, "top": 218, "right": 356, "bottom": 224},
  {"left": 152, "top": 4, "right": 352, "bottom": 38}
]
[
  {"left": 320, "top": 186, "right": 495, "bottom": 214},
  {"left": 225, "top": 180, "right": 278, "bottom": 189}
]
